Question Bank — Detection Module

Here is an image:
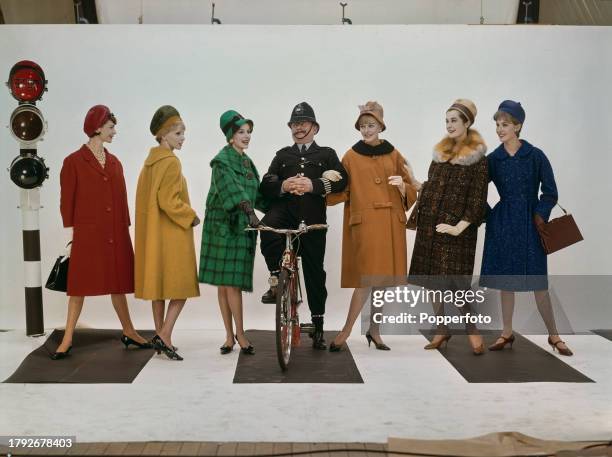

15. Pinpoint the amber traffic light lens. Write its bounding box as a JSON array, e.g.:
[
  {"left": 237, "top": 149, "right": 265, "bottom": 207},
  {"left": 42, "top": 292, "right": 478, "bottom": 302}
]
[{"left": 10, "top": 105, "right": 45, "bottom": 144}]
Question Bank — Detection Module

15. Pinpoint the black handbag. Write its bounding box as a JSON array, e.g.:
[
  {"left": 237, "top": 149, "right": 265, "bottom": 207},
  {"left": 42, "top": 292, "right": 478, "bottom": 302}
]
[{"left": 45, "top": 256, "right": 69, "bottom": 292}]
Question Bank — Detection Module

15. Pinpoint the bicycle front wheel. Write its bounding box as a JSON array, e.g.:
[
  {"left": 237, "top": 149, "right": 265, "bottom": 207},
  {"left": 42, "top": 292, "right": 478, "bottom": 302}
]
[{"left": 276, "top": 269, "right": 293, "bottom": 371}]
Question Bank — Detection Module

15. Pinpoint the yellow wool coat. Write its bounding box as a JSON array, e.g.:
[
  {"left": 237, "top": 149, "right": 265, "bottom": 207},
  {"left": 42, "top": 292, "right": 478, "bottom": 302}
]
[
  {"left": 134, "top": 146, "right": 200, "bottom": 300},
  {"left": 327, "top": 141, "right": 418, "bottom": 288}
]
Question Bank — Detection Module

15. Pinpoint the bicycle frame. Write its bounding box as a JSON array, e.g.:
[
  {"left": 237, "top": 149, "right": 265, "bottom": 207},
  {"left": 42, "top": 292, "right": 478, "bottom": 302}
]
[{"left": 246, "top": 221, "right": 327, "bottom": 370}]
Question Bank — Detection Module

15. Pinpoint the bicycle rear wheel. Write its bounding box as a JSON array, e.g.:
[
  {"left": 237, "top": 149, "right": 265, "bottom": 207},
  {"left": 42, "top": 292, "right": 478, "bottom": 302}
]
[{"left": 276, "top": 269, "right": 293, "bottom": 371}]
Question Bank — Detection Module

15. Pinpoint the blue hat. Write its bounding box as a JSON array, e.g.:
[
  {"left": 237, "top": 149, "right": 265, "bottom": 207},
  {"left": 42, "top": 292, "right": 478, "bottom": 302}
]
[{"left": 497, "top": 100, "right": 525, "bottom": 124}]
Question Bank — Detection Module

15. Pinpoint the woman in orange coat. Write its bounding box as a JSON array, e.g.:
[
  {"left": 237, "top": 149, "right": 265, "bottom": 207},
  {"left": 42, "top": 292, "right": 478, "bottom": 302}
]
[
  {"left": 52, "top": 105, "right": 150, "bottom": 359},
  {"left": 327, "top": 101, "right": 418, "bottom": 352}
]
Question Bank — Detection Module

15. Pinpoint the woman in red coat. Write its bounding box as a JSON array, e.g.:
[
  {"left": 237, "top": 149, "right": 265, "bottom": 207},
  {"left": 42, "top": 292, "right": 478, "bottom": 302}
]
[{"left": 51, "top": 105, "right": 151, "bottom": 359}]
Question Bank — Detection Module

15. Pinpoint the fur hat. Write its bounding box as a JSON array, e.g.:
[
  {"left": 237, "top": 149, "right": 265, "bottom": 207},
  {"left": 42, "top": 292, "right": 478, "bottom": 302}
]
[
  {"left": 447, "top": 99, "right": 477, "bottom": 126},
  {"left": 355, "top": 101, "right": 386, "bottom": 131},
  {"left": 83, "top": 105, "right": 115, "bottom": 137},
  {"left": 150, "top": 105, "right": 181, "bottom": 137}
]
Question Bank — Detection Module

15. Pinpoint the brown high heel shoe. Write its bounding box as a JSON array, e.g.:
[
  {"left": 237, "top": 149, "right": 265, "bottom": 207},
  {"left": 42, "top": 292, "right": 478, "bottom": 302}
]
[
  {"left": 488, "top": 334, "right": 515, "bottom": 351},
  {"left": 468, "top": 334, "right": 485, "bottom": 356},
  {"left": 472, "top": 343, "right": 485, "bottom": 356},
  {"left": 548, "top": 336, "right": 573, "bottom": 356},
  {"left": 424, "top": 334, "right": 451, "bottom": 350}
]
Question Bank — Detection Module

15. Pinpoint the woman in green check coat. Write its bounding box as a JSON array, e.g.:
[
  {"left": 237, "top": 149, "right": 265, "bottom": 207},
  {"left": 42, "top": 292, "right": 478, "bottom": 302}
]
[{"left": 199, "top": 110, "right": 268, "bottom": 355}]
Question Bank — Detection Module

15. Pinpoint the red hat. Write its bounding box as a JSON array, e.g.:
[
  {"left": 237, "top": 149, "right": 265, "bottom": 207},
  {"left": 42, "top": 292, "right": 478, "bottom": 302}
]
[{"left": 83, "top": 105, "right": 114, "bottom": 137}]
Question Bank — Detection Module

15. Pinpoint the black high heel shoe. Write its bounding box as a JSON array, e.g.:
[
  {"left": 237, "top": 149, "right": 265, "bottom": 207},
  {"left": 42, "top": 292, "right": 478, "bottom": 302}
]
[
  {"left": 152, "top": 335, "right": 183, "bottom": 361},
  {"left": 50, "top": 345, "right": 72, "bottom": 360},
  {"left": 366, "top": 331, "right": 390, "bottom": 351},
  {"left": 121, "top": 334, "right": 154, "bottom": 349},
  {"left": 235, "top": 334, "right": 255, "bottom": 355},
  {"left": 220, "top": 338, "right": 235, "bottom": 355}
]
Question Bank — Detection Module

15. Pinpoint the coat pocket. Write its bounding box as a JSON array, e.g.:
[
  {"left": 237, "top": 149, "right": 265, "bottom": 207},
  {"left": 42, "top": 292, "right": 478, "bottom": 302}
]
[{"left": 349, "top": 214, "right": 362, "bottom": 226}]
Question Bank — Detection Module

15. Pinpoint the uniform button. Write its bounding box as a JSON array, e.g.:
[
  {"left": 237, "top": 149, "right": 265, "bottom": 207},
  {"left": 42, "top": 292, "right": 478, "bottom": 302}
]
[
  {"left": 246, "top": 172, "right": 254, "bottom": 179},
  {"left": 300, "top": 164, "right": 304, "bottom": 168},
  {"left": 109, "top": 239, "right": 114, "bottom": 244},
  {"left": 106, "top": 206, "right": 111, "bottom": 212},
  {"left": 375, "top": 177, "right": 382, "bottom": 184},
  {"left": 301, "top": 157, "right": 305, "bottom": 160},
  {"left": 103, "top": 177, "right": 108, "bottom": 182}
]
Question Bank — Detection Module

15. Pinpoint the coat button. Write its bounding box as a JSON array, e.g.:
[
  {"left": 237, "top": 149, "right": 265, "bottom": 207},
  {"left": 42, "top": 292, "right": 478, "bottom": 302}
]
[
  {"left": 300, "top": 164, "right": 304, "bottom": 168},
  {"left": 103, "top": 177, "right": 108, "bottom": 182},
  {"left": 106, "top": 206, "right": 111, "bottom": 212},
  {"left": 246, "top": 172, "right": 254, "bottom": 179},
  {"left": 375, "top": 177, "right": 382, "bottom": 184},
  {"left": 109, "top": 239, "right": 114, "bottom": 244}
]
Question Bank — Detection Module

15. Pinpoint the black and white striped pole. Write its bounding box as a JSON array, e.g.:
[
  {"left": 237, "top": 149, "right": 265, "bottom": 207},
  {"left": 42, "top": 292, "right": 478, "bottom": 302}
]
[{"left": 6, "top": 60, "right": 49, "bottom": 336}]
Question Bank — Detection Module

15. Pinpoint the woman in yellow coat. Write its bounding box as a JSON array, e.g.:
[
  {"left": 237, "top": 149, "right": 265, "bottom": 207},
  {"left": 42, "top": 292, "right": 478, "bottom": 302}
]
[
  {"left": 327, "top": 101, "right": 419, "bottom": 352},
  {"left": 135, "top": 105, "right": 200, "bottom": 360}
]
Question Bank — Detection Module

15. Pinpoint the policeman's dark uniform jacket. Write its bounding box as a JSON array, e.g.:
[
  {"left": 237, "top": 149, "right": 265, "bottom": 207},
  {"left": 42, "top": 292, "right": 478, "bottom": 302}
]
[{"left": 259, "top": 102, "right": 347, "bottom": 349}]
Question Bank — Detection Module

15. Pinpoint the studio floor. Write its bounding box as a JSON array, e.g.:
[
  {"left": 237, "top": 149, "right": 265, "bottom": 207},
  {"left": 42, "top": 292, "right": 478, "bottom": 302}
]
[{"left": 0, "top": 329, "right": 611, "bottom": 445}]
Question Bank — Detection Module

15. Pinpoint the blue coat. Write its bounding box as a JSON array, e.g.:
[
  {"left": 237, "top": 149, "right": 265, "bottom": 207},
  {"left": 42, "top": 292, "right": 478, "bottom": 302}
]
[{"left": 480, "top": 140, "right": 558, "bottom": 291}]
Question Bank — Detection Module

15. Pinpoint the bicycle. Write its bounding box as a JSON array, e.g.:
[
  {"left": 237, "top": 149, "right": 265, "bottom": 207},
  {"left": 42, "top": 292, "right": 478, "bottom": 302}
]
[{"left": 246, "top": 221, "right": 328, "bottom": 370}]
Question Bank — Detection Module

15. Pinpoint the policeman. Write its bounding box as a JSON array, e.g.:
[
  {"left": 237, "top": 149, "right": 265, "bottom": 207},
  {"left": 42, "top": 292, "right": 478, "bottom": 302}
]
[{"left": 259, "top": 102, "right": 348, "bottom": 350}]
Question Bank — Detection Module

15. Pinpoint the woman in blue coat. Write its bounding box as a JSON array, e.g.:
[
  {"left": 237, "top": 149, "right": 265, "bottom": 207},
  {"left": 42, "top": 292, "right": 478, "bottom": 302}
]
[{"left": 480, "top": 100, "right": 572, "bottom": 356}]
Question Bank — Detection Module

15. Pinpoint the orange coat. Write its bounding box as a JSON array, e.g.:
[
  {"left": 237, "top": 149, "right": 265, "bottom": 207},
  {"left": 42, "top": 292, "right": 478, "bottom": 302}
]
[{"left": 327, "top": 141, "right": 417, "bottom": 288}]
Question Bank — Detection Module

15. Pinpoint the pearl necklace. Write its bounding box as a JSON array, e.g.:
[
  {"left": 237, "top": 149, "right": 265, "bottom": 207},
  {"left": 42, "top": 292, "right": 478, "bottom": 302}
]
[{"left": 87, "top": 144, "right": 106, "bottom": 166}]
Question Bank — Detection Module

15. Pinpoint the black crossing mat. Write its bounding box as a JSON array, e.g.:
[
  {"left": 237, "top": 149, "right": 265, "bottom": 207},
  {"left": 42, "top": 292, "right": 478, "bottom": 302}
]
[
  {"left": 420, "top": 330, "right": 593, "bottom": 383},
  {"left": 233, "top": 330, "right": 363, "bottom": 383},
  {"left": 3, "top": 329, "right": 156, "bottom": 383},
  {"left": 591, "top": 329, "right": 612, "bottom": 342}
]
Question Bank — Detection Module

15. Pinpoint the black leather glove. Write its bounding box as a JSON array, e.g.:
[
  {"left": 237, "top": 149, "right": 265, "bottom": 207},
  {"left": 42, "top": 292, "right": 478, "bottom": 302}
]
[{"left": 238, "top": 201, "right": 261, "bottom": 228}]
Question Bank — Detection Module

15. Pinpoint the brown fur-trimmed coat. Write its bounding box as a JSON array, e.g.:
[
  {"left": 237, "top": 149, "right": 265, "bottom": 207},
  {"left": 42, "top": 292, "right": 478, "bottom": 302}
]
[{"left": 409, "top": 130, "right": 488, "bottom": 280}]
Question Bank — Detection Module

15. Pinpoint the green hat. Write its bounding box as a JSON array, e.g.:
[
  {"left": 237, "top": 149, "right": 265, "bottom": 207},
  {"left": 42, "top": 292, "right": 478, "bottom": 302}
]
[
  {"left": 220, "top": 110, "right": 253, "bottom": 142},
  {"left": 150, "top": 105, "right": 181, "bottom": 136}
]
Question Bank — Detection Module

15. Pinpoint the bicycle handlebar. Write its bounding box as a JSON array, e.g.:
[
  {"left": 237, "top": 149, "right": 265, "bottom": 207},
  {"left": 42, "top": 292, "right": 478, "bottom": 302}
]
[{"left": 245, "top": 223, "right": 328, "bottom": 235}]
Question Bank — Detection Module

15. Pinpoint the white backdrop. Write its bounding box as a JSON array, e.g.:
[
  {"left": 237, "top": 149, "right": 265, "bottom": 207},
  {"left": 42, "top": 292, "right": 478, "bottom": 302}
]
[{"left": 0, "top": 25, "right": 610, "bottom": 331}]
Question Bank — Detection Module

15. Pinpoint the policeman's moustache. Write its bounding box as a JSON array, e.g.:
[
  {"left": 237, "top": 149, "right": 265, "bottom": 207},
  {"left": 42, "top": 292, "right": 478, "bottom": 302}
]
[{"left": 294, "top": 123, "right": 314, "bottom": 140}]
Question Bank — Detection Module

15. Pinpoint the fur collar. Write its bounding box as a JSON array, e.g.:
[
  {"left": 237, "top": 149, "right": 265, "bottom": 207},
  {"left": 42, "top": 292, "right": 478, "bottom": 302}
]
[{"left": 432, "top": 129, "right": 487, "bottom": 166}]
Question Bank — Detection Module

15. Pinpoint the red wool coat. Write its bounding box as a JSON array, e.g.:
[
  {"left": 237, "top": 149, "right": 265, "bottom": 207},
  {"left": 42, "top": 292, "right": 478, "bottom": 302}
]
[{"left": 60, "top": 145, "right": 134, "bottom": 296}]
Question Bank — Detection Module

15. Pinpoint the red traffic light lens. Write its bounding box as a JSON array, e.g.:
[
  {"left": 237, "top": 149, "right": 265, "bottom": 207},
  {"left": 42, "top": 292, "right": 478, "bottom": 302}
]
[
  {"left": 8, "top": 60, "right": 47, "bottom": 102},
  {"left": 10, "top": 105, "right": 46, "bottom": 145}
]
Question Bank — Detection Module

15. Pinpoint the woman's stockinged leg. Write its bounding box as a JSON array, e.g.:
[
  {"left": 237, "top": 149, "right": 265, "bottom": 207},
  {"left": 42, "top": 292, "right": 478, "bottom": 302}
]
[
  {"left": 534, "top": 290, "right": 572, "bottom": 354},
  {"left": 57, "top": 295, "right": 85, "bottom": 352},
  {"left": 158, "top": 299, "right": 186, "bottom": 347},
  {"left": 332, "top": 287, "right": 370, "bottom": 346},
  {"left": 111, "top": 294, "right": 148, "bottom": 344},
  {"left": 152, "top": 300, "right": 165, "bottom": 334},
  {"left": 534, "top": 290, "right": 558, "bottom": 335},
  {"left": 217, "top": 287, "right": 235, "bottom": 347},
  {"left": 500, "top": 290, "right": 515, "bottom": 337},
  {"left": 227, "top": 287, "right": 249, "bottom": 347}
]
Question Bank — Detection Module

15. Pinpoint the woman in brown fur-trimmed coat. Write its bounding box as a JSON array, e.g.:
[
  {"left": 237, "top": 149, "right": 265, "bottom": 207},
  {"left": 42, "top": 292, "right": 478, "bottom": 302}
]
[{"left": 409, "top": 99, "right": 488, "bottom": 355}]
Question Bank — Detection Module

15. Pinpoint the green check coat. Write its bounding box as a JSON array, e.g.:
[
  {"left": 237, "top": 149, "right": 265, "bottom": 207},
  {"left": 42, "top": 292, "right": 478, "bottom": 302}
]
[{"left": 199, "top": 145, "right": 269, "bottom": 291}]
